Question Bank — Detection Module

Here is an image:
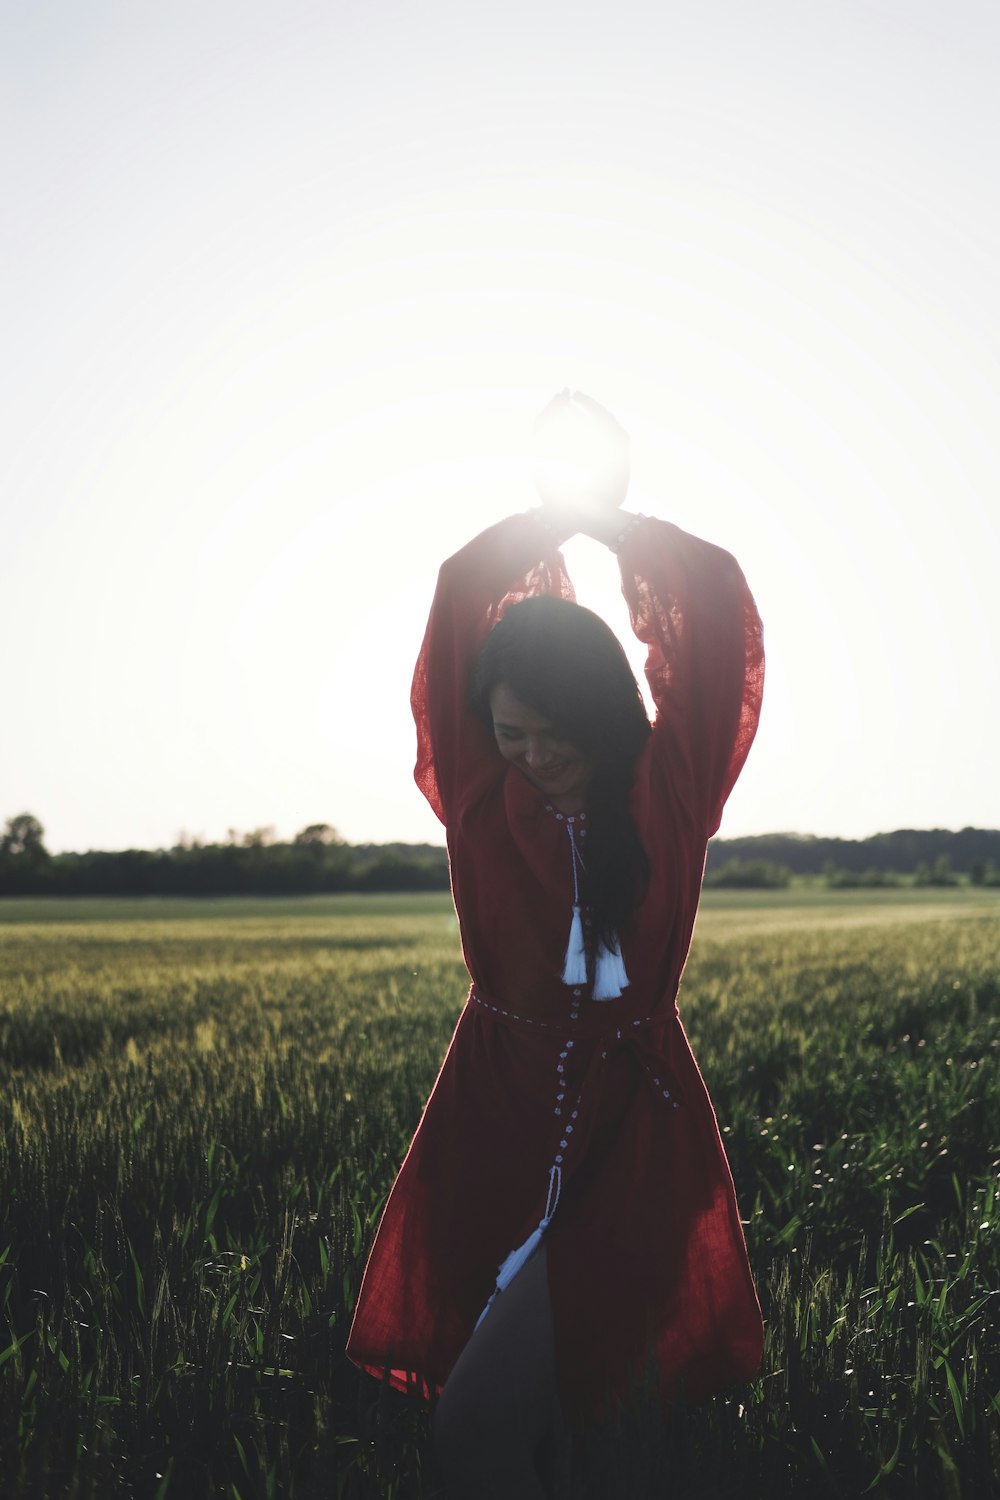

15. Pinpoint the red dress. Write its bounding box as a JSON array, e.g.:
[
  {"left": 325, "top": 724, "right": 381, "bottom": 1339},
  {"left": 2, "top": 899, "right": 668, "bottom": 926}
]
[{"left": 346, "top": 511, "right": 765, "bottom": 1420}]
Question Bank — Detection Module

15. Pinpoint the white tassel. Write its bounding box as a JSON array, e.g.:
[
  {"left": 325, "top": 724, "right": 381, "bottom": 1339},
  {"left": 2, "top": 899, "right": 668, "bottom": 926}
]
[
  {"left": 496, "top": 1226, "right": 545, "bottom": 1291},
  {"left": 561, "top": 904, "right": 588, "bottom": 985},
  {"left": 592, "top": 938, "right": 629, "bottom": 1000},
  {"left": 475, "top": 1165, "right": 562, "bottom": 1329}
]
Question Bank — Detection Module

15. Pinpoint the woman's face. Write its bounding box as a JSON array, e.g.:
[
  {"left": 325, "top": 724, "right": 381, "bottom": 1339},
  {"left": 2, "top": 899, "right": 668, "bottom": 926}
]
[{"left": 489, "top": 683, "right": 594, "bottom": 812}]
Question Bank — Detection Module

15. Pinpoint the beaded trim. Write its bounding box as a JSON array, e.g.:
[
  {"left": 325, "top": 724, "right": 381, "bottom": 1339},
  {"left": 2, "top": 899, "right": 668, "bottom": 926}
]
[
  {"left": 544, "top": 804, "right": 587, "bottom": 824},
  {"left": 609, "top": 512, "right": 646, "bottom": 552},
  {"left": 470, "top": 989, "right": 554, "bottom": 1028},
  {"left": 528, "top": 506, "right": 562, "bottom": 543},
  {"left": 600, "top": 1023, "right": 680, "bottom": 1107}
]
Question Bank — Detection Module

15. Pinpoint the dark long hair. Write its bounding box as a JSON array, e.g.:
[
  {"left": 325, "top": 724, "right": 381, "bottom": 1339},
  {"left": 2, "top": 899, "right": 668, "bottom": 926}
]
[{"left": 470, "top": 594, "right": 651, "bottom": 950}]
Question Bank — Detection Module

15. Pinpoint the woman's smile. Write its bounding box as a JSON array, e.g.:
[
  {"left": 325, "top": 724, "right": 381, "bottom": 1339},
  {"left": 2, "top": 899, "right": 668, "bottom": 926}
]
[
  {"left": 525, "top": 757, "right": 572, "bottom": 785},
  {"left": 489, "top": 683, "right": 594, "bottom": 811}
]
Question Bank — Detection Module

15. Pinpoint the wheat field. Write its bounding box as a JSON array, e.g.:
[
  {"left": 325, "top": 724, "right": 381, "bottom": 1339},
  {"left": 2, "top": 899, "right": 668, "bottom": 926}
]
[{"left": 1, "top": 889, "right": 997, "bottom": 1498}]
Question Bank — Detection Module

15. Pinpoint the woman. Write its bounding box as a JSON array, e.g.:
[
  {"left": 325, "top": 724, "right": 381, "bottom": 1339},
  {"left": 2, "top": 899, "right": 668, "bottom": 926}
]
[{"left": 346, "top": 394, "right": 765, "bottom": 1496}]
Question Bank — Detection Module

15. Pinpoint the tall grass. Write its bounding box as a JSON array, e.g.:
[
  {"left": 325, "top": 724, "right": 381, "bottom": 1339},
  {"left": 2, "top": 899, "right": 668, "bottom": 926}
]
[{"left": 0, "top": 890, "right": 997, "bottom": 1497}]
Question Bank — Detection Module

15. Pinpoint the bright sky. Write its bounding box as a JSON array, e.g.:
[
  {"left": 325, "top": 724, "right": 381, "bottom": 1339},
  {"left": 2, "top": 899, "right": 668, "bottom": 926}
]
[{"left": 3, "top": 0, "right": 999, "bottom": 854}]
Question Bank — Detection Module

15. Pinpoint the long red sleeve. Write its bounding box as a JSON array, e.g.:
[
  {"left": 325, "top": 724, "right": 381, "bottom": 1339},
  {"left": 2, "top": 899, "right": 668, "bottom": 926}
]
[
  {"left": 411, "top": 512, "right": 575, "bottom": 824},
  {"left": 616, "top": 517, "right": 764, "bottom": 837}
]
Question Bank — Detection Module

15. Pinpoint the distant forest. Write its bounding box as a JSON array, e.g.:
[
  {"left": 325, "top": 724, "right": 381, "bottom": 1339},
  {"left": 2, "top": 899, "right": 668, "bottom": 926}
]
[
  {"left": 2, "top": 813, "right": 1000, "bottom": 897},
  {"left": 703, "top": 828, "right": 1000, "bottom": 889},
  {"left": 0, "top": 816, "right": 447, "bottom": 898}
]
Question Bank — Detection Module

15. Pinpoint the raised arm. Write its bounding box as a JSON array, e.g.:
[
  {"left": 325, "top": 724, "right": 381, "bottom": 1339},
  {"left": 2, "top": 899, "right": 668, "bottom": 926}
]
[
  {"left": 614, "top": 514, "right": 764, "bottom": 837},
  {"left": 411, "top": 513, "right": 575, "bottom": 824},
  {"left": 529, "top": 390, "right": 762, "bottom": 836}
]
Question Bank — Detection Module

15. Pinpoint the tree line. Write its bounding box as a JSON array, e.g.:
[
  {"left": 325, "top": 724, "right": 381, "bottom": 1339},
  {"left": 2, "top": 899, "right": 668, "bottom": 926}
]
[
  {"left": 2, "top": 814, "right": 1000, "bottom": 897},
  {"left": 0, "top": 816, "right": 449, "bottom": 897},
  {"left": 703, "top": 828, "right": 1000, "bottom": 889}
]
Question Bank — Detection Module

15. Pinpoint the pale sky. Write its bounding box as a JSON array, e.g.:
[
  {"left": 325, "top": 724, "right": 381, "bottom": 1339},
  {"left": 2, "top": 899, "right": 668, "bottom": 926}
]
[{"left": 3, "top": 0, "right": 999, "bottom": 854}]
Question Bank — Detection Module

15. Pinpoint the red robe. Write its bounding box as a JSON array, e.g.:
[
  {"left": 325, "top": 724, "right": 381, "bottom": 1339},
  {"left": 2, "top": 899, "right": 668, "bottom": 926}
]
[{"left": 346, "top": 511, "right": 765, "bottom": 1419}]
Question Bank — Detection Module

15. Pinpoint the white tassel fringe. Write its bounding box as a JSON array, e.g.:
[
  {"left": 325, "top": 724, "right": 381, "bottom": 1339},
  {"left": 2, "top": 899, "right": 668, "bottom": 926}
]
[
  {"left": 560, "top": 904, "right": 588, "bottom": 985},
  {"left": 496, "top": 1227, "right": 544, "bottom": 1292},
  {"left": 592, "top": 939, "right": 629, "bottom": 1000},
  {"left": 475, "top": 1165, "right": 562, "bottom": 1329}
]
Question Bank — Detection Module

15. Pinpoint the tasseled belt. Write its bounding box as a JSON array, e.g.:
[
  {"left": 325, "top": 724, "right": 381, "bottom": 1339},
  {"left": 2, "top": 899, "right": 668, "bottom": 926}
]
[{"left": 474, "top": 1013, "right": 682, "bottom": 1330}]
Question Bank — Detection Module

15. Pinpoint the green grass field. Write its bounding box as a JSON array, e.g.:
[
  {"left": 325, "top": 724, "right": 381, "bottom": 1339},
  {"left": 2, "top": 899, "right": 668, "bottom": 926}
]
[{"left": 1, "top": 889, "right": 998, "bottom": 1498}]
